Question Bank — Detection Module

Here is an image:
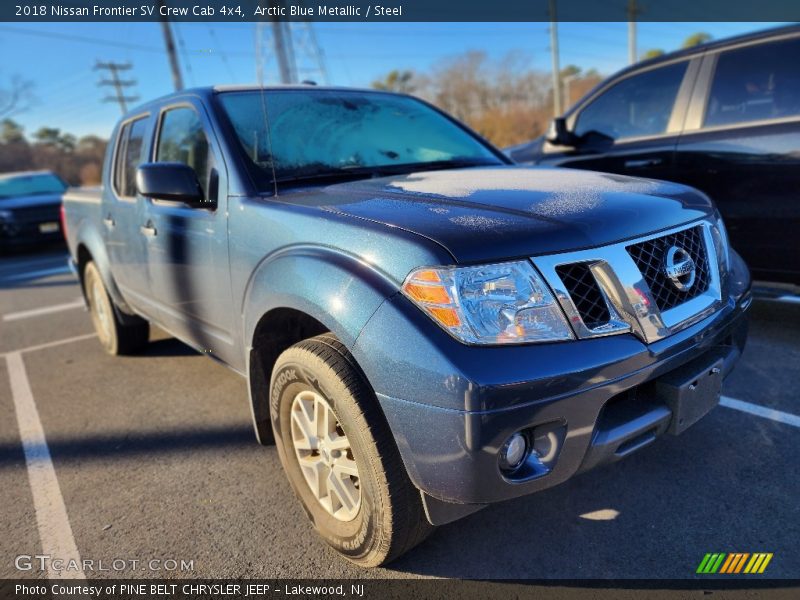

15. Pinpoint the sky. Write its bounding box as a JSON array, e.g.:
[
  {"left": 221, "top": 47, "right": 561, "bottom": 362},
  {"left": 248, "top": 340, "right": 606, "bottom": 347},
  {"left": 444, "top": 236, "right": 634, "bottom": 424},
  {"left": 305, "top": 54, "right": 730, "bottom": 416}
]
[{"left": 0, "top": 21, "right": 787, "bottom": 139}]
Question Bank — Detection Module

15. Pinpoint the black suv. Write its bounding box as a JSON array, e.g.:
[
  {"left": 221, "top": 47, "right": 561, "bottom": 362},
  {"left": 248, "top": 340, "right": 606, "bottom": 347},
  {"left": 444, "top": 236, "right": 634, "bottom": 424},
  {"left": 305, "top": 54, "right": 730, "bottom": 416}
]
[{"left": 507, "top": 25, "right": 800, "bottom": 285}]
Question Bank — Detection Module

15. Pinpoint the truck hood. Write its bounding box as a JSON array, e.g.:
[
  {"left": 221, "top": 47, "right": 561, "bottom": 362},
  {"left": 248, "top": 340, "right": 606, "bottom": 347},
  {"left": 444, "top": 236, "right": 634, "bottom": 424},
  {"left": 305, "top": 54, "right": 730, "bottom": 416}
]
[{"left": 295, "top": 166, "right": 714, "bottom": 263}]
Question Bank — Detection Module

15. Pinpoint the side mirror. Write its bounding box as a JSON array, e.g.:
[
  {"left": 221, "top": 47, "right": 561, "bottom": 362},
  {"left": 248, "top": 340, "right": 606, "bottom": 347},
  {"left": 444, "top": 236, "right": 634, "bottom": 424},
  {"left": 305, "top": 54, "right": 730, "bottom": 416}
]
[
  {"left": 136, "top": 162, "right": 207, "bottom": 207},
  {"left": 545, "top": 117, "right": 578, "bottom": 147}
]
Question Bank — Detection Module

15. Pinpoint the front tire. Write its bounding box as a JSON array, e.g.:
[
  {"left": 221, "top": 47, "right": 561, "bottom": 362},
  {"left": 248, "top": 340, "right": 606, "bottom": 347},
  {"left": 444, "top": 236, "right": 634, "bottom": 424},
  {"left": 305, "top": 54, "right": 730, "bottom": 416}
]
[
  {"left": 270, "top": 333, "right": 432, "bottom": 567},
  {"left": 83, "top": 261, "right": 149, "bottom": 355}
]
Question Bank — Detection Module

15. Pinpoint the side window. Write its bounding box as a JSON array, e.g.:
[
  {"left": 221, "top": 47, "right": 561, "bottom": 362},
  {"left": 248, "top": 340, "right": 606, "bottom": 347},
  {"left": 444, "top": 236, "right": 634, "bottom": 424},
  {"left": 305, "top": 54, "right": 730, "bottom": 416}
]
[
  {"left": 704, "top": 37, "right": 800, "bottom": 128},
  {"left": 156, "top": 107, "right": 211, "bottom": 198},
  {"left": 112, "top": 117, "right": 148, "bottom": 198},
  {"left": 574, "top": 61, "right": 688, "bottom": 141}
]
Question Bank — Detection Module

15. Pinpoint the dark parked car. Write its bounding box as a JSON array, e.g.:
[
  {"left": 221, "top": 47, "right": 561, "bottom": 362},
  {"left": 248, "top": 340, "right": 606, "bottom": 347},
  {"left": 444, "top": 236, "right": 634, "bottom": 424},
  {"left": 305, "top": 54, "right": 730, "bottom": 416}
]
[
  {"left": 506, "top": 25, "right": 800, "bottom": 286},
  {"left": 0, "top": 170, "right": 68, "bottom": 250},
  {"left": 64, "top": 86, "right": 750, "bottom": 566}
]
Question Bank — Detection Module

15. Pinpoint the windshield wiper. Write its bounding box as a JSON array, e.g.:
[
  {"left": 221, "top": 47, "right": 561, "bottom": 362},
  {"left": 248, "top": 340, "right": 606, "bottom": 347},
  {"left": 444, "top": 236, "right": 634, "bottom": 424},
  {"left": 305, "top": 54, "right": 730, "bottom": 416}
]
[
  {"left": 275, "top": 170, "right": 378, "bottom": 185},
  {"left": 274, "top": 158, "right": 502, "bottom": 186},
  {"left": 398, "top": 159, "right": 502, "bottom": 172}
]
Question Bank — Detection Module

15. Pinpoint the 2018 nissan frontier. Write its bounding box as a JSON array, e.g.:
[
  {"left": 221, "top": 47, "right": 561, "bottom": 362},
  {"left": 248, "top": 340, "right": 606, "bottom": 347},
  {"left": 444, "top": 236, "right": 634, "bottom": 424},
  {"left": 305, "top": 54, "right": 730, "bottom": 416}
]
[{"left": 62, "top": 86, "right": 751, "bottom": 566}]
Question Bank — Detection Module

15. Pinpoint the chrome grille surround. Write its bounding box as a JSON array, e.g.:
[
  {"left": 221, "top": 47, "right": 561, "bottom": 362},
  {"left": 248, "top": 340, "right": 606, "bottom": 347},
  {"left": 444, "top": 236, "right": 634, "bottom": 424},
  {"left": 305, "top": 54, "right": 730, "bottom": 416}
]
[{"left": 532, "top": 220, "right": 724, "bottom": 344}]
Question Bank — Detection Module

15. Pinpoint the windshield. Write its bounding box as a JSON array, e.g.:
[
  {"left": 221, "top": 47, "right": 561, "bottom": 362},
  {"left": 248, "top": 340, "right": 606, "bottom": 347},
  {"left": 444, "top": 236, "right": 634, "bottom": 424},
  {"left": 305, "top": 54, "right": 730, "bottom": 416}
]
[
  {"left": 217, "top": 90, "right": 503, "bottom": 187},
  {"left": 0, "top": 173, "right": 67, "bottom": 199}
]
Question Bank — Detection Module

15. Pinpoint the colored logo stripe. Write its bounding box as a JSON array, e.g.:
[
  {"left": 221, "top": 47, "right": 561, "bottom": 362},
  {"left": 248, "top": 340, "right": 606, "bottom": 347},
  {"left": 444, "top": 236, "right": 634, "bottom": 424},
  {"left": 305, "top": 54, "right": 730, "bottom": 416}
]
[
  {"left": 744, "top": 553, "right": 774, "bottom": 574},
  {"left": 697, "top": 553, "right": 726, "bottom": 574},
  {"left": 719, "top": 553, "right": 749, "bottom": 573},
  {"left": 697, "top": 553, "right": 773, "bottom": 574}
]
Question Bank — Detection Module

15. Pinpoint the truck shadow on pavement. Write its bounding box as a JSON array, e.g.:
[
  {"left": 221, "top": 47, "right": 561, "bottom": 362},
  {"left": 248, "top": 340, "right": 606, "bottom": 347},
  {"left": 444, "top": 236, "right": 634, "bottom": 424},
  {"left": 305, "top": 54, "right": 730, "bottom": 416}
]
[
  {"left": 0, "top": 424, "right": 255, "bottom": 468},
  {"left": 136, "top": 337, "right": 200, "bottom": 358}
]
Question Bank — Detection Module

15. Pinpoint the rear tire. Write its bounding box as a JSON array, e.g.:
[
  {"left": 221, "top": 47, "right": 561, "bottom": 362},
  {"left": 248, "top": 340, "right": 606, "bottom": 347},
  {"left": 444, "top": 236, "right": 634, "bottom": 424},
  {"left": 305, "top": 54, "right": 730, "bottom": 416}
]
[
  {"left": 83, "top": 261, "right": 149, "bottom": 355},
  {"left": 270, "top": 333, "right": 432, "bottom": 567}
]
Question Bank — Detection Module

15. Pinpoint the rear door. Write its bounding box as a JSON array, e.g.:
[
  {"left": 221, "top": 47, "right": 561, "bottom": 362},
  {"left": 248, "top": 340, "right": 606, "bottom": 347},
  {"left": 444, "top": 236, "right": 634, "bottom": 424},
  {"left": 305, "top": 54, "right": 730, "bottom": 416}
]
[
  {"left": 103, "top": 114, "right": 152, "bottom": 311},
  {"left": 539, "top": 58, "right": 700, "bottom": 182},
  {"left": 674, "top": 33, "right": 800, "bottom": 283},
  {"left": 142, "top": 100, "right": 236, "bottom": 363}
]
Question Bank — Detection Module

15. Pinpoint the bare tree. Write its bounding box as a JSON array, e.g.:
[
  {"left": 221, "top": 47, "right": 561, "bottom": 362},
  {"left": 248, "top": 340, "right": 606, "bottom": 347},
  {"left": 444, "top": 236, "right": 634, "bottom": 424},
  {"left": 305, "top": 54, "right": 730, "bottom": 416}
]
[
  {"left": 0, "top": 75, "right": 34, "bottom": 118},
  {"left": 398, "top": 50, "right": 561, "bottom": 147}
]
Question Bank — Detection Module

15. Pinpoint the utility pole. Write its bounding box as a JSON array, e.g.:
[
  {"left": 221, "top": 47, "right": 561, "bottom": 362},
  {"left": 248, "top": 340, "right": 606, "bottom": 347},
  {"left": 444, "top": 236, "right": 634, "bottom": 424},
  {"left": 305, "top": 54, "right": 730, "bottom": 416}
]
[
  {"left": 563, "top": 74, "right": 579, "bottom": 110},
  {"left": 549, "top": 0, "right": 562, "bottom": 117},
  {"left": 95, "top": 61, "right": 138, "bottom": 114},
  {"left": 627, "top": 0, "right": 639, "bottom": 64},
  {"left": 158, "top": 0, "right": 184, "bottom": 90}
]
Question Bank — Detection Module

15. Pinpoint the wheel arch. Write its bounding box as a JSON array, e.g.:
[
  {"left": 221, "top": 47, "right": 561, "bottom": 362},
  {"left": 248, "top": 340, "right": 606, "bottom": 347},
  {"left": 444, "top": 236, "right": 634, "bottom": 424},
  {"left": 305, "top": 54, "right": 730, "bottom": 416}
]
[
  {"left": 241, "top": 247, "right": 399, "bottom": 444},
  {"left": 73, "top": 224, "right": 133, "bottom": 314}
]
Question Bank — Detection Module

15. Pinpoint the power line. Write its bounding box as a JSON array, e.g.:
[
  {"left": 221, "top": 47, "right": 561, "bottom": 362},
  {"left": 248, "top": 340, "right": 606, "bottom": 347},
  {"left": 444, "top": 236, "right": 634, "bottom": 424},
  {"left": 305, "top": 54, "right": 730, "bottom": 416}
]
[
  {"left": 208, "top": 26, "right": 238, "bottom": 82},
  {"left": 94, "top": 61, "right": 139, "bottom": 114},
  {"left": 173, "top": 22, "right": 195, "bottom": 86},
  {"left": 0, "top": 25, "right": 163, "bottom": 53}
]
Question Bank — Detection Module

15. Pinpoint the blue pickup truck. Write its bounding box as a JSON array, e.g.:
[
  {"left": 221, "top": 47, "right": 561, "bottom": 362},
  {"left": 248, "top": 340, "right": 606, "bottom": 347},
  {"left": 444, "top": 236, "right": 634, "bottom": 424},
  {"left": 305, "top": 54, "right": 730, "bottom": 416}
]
[{"left": 63, "top": 86, "right": 752, "bottom": 566}]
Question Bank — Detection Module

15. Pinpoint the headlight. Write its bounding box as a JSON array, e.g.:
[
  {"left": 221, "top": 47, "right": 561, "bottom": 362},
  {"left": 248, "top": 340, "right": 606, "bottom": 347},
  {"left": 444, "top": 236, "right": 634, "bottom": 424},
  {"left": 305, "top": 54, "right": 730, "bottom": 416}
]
[
  {"left": 712, "top": 212, "right": 730, "bottom": 274},
  {"left": 401, "top": 260, "right": 573, "bottom": 344},
  {"left": 0, "top": 209, "right": 12, "bottom": 221}
]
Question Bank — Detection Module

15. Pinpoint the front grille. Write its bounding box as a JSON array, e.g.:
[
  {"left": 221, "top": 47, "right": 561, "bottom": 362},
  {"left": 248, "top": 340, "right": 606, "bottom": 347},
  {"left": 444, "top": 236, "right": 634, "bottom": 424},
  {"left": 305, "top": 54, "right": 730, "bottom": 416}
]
[
  {"left": 555, "top": 262, "right": 610, "bottom": 329},
  {"left": 10, "top": 204, "right": 61, "bottom": 224},
  {"left": 627, "top": 226, "right": 710, "bottom": 312}
]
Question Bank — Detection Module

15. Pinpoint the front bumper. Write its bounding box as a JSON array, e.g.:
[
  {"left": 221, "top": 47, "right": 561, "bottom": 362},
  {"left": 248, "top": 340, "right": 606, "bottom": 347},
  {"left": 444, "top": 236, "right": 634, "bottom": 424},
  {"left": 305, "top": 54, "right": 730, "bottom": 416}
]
[
  {"left": 0, "top": 217, "right": 63, "bottom": 247},
  {"left": 352, "top": 252, "right": 751, "bottom": 514}
]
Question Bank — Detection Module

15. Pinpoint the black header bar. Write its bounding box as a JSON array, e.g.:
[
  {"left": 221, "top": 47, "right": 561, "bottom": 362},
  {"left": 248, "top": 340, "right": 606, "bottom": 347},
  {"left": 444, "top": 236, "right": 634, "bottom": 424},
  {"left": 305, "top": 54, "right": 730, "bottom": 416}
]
[{"left": 2, "top": 0, "right": 800, "bottom": 23}]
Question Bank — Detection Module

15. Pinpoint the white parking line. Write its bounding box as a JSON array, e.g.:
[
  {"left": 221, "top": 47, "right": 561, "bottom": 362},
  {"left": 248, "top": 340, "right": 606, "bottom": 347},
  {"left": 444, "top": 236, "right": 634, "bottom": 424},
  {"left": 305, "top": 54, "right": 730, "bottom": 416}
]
[
  {"left": 763, "top": 295, "right": 800, "bottom": 305},
  {"left": 0, "top": 332, "right": 97, "bottom": 358},
  {"left": 3, "top": 298, "right": 85, "bottom": 322},
  {"left": 721, "top": 395, "right": 800, "bottom": 429},
  {"left": 6, "top": 351, "right": 84, "bottom": 579},
  {"left": 0, "top": 265, "right": 72, "bottom": 283}
]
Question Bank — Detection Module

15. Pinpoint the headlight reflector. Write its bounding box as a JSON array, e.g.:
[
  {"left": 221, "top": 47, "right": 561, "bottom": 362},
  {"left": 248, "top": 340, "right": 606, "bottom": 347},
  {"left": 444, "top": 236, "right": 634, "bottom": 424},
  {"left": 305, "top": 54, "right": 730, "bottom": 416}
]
[{"left": 402, "top": 261, "right": 573, "bottom": 344}]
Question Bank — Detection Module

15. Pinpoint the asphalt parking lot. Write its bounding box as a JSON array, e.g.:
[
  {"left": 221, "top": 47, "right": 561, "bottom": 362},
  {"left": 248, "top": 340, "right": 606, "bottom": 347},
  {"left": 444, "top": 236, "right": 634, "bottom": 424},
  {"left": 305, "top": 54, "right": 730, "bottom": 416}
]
[{"left": 1, "top": 249, "right": 798, "bottom": 581}]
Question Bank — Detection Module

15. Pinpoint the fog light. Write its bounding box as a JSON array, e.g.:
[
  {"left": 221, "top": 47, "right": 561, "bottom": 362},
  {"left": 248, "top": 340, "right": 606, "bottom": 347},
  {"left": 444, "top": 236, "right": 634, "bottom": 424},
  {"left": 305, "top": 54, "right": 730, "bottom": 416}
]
[{"left": 500, "top": 432, "right": 528, "bottom": 471}]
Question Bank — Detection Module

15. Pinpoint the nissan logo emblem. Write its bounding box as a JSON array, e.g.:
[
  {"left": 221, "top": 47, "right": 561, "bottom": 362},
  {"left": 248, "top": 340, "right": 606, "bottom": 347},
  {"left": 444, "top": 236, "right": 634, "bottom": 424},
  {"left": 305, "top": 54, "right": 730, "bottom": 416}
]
[{"left": 664, "top": 246, "right": 696, "bottom": 291}]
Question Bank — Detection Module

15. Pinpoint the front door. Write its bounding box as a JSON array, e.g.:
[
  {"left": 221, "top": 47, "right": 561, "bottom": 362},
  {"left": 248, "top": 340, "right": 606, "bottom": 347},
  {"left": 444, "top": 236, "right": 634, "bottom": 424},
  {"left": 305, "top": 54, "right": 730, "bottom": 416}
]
[
  {"left": 540, "top": 59, "right": 699, "bottom": 183},
  {"left": 142, "top": 101, "right": 236, "bottom": 363}
]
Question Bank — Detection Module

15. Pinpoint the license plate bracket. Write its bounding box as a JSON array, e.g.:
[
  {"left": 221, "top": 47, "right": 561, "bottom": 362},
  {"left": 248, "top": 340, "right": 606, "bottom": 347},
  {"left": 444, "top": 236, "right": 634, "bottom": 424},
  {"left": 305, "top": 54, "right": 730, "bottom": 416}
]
[{"left": 656, "top": 356, "right": 723, "bottom": 435}]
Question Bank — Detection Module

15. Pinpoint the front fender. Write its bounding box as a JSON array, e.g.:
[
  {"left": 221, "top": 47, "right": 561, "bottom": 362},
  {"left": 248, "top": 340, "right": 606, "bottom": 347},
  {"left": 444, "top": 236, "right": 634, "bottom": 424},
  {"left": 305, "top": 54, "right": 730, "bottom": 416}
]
[
  {"left": 242, "top": 244, "right": 402, "bottom": 352},
  {"left": 240, "top": 246, "right": 401, "bottom": 444}
]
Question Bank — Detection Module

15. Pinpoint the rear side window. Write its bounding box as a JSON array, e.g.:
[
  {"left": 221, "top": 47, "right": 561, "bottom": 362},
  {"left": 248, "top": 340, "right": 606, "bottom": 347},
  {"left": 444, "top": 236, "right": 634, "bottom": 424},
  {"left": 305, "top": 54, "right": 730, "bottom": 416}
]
[
  {"left": 113, "top": 117, "right": 148, "bottom": 198},
  {"left": 704, "top": 37, "right": 800, "bottom": 127},
  {"left": 156, "top": 107, "right": 211, "bottom": 197},
  {"left": 574, "top": 61, "right": 688, "bottom": 141}
]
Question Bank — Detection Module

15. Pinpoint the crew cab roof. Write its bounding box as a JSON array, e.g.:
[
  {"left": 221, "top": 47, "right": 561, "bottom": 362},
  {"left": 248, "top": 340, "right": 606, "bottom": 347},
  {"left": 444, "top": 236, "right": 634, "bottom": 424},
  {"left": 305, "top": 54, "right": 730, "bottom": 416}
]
[{"left": 122, "top": 84, "right": 394, "bottom": 119}]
